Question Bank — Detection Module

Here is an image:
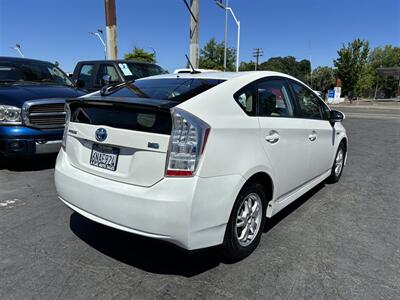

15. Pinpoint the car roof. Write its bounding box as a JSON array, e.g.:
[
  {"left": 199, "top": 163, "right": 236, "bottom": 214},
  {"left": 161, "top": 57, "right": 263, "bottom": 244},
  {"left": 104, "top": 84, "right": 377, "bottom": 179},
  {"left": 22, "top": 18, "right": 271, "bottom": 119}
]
[
  {"left": 76, "top": 59, "right": 159, "bottom": 65},
  {"left": 173, "top": 68, "right": 222, "bottom": 74},
  {"left": 0, "top": 56, "right": 53, "bottom": 65},
  {"left": 140, "top": 71, "right": 298, "bottom": 81}
]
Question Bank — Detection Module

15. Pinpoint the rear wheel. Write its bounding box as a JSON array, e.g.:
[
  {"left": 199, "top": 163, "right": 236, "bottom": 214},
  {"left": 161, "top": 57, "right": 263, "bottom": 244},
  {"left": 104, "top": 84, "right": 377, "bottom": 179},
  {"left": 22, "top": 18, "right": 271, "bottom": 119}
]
[
  {"left": 221, "top": 182, "right": 266, "bottom": 262},
  {"left": 326, "top": 142, "right": 346, "bottom": 183}
]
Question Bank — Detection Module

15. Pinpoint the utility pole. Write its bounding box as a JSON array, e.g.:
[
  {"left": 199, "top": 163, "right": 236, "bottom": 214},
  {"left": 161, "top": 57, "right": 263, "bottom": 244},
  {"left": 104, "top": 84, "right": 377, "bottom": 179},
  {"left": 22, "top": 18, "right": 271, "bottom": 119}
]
[
  {"left": 104, "top": 0, "right": 118, "bottom": 60},
  {"left": 184, "top": 0, "right": 199, "bottom": 68},
  {"left": 252, "top": 48, "right": 263, "bottom": 71}
]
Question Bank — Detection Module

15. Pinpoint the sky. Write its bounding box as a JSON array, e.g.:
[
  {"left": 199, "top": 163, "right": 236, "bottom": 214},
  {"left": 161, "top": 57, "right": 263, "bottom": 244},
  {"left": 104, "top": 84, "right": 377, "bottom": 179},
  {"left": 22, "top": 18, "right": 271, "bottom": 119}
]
[{"left": 0, "top": 0, "right": 399, "bottom": 73}]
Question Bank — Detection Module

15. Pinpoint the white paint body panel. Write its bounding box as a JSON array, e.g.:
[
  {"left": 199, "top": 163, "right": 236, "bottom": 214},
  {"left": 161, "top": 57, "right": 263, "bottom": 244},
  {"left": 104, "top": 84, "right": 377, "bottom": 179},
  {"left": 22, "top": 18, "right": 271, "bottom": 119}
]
[{"left": 55, "top": 71, "right": 348, "bottom": 250}]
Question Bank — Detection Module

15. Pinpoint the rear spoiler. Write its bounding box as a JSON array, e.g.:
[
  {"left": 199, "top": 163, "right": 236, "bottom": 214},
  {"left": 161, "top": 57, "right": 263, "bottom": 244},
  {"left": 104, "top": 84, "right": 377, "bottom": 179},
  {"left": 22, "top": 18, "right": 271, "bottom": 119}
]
[{"left": 66, "top": 96, "right": 179, "bottom": 112}]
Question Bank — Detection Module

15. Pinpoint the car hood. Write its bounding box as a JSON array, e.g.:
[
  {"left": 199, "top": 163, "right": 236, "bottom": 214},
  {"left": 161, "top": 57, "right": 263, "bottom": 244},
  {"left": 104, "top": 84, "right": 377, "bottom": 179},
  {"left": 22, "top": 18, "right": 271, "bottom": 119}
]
[{"left": 0, "top": 84, "right": 86, "bottom": 107}]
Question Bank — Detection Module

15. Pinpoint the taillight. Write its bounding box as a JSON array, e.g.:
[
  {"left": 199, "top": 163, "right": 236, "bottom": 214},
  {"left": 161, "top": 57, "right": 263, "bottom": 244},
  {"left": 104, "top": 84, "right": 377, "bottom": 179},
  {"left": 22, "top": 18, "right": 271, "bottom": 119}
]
[
  {"left": 61, "top": 103, "right": 70, "bottom": 151},
  {"left": 165, "top": 108, "right": 210, "bottom": 177}
]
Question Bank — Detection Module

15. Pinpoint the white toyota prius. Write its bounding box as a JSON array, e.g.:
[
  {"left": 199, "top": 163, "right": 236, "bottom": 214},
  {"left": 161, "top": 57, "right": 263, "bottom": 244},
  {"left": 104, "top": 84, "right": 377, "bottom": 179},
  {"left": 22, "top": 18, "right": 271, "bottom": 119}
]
[{"left": 55, "top": 71, "right": 347, "bottom": 261}]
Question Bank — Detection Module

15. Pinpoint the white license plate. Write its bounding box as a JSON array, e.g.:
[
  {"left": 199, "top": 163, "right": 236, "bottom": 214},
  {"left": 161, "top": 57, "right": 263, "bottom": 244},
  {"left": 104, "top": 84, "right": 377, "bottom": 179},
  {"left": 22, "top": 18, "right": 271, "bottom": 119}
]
[{"left": 90, "top": 144, "right": 120, "bottom": 171}]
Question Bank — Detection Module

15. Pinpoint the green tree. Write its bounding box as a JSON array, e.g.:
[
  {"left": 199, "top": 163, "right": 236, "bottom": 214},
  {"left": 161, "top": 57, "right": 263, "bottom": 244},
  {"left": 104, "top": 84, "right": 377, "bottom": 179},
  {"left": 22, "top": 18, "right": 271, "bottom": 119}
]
[
  {"left": 334, "top": 39, "right": 370, "bottom": 97},
  {"left": 239, "top": 61, "right": 256, "bottom": 71},
  {"left": 312, "top": 66, "right": 336, "bottom": 94},
  {"left": 355, "top": 64, "right": 375, "bottom": 97},
  {"left": 368, "top": 45, "right": 400, "bottom": 98},
  {"left": 124, "top": 46, "right": 156, "bottom": 63},
  {"left": 199, "top": 38, "right": 236, "bottom": 71},
  {"left": 258, "top": 56, "right": 311, "bottom": 83}
]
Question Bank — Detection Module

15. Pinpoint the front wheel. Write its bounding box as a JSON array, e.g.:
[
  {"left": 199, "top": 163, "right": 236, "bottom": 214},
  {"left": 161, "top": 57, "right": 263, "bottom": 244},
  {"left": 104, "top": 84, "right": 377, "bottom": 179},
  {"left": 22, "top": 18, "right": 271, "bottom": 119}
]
[
  {"left": 326, "top": 143, "right": 346, "bottom": 183},
  {"left": 221, "top": 182, "right": 266, "bottom": 262}
]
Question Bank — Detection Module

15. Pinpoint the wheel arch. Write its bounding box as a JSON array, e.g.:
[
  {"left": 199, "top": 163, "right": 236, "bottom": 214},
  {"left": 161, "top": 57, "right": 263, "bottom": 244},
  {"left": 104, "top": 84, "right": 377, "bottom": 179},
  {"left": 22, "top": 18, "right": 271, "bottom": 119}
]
[
  {"left": 339, "top": 137, "right": 348, "bottom": 164},
  {"left": 340, "top": 137, "right": 348, "bottom": 151},
  {"left": 245, "top": 172, "right": 274, "bottom": 204},
  {"left": 232, "top": 171, "right": 275, "bottom": 220}
]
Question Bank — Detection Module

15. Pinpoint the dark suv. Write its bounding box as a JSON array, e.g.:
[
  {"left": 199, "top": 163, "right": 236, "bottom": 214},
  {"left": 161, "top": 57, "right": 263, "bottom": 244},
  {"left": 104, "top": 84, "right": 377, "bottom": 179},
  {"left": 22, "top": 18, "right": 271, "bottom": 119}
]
[
  {"left": 72, "top": 60, "right": 167, "bottom": 92},
  {"left": 0, "top": 57, "right": 85, "bottom": 157}
]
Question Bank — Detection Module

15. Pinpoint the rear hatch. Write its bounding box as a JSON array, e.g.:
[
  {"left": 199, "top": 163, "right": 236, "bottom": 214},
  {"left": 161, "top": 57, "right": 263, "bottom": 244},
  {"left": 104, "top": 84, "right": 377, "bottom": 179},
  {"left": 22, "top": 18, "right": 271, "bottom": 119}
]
[{"left": 65, "top": 97, "right": 176, "bottom": 187}]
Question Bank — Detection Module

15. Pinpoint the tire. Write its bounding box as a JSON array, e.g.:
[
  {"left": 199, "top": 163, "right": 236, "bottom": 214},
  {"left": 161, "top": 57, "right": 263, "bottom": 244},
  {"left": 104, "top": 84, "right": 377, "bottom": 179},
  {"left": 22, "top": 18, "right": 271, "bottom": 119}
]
[
  {"left": 326, "top": 142, "right": 346, "bottom": 184},
  {"left": 221, "top": 182, "right": 267, "bottom": 262}
]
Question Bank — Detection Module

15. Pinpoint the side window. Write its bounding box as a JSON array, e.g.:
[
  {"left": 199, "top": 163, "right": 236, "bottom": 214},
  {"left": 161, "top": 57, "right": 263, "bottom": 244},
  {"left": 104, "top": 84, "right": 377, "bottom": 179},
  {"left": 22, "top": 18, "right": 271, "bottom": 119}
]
[
  {"left": 291, "top": 81, "right": 323, "bottom": 119},
  {"left": 234, "top": 85, "right": 256, "bottom": 116},
  {"left": 320, "top": 101, "right": 331, "bottom": 120},
  {"left": 97, "top": 64, "right": 120, "bottom": 84},
  {"left": 256, "top": 79, "right": 293, "bottom": 117},
  {"left": 77, "top": 64, "right": 94, "bottom": 87}
]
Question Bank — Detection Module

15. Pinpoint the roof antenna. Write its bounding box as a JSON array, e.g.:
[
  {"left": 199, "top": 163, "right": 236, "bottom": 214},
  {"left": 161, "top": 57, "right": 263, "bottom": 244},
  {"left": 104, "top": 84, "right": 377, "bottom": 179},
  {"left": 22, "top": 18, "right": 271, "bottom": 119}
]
[{"left": 185, "top": 54, "right": 200, "bottom": 74}]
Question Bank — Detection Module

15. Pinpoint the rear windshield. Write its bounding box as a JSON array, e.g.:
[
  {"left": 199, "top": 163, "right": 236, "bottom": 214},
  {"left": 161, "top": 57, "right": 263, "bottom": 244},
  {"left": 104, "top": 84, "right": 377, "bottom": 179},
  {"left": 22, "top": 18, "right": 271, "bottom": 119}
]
[
  {"left": 70, "top": 103, "right": 172, "bottom": 135},
  {"left": 108, "top": 78, "right": 225, "bottom": 102}
]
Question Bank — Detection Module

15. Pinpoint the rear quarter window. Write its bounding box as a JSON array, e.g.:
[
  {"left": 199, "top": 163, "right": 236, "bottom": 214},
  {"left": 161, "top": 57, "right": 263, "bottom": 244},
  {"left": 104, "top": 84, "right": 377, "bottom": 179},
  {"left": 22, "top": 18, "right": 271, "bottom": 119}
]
[{"left": 234, "top": 84, "right": 256, "bottom": 116}]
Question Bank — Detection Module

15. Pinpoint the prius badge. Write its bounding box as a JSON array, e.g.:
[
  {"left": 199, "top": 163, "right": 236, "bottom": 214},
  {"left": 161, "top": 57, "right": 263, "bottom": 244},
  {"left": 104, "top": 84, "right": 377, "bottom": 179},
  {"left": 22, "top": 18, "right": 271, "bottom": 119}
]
[{"left": 95, "top": 128, "right": 108, "bottom": 142}]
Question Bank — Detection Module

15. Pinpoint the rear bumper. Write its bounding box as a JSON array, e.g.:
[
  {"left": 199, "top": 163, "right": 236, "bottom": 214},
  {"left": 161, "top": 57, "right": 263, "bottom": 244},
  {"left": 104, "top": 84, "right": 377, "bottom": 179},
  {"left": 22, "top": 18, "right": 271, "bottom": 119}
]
[
  {"left": 55, "top": 149, "right": 245, "bottom": 250},
  {"left": 0, "top": 125, "right": 63, "bottom": 157}
]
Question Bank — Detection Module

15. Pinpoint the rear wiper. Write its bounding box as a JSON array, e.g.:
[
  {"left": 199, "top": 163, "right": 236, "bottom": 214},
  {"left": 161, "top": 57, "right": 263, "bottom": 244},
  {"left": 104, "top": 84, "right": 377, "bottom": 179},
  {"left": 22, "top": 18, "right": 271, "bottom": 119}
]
[{"left": 100, "top": 80, "right": 135, "bottom": 96}]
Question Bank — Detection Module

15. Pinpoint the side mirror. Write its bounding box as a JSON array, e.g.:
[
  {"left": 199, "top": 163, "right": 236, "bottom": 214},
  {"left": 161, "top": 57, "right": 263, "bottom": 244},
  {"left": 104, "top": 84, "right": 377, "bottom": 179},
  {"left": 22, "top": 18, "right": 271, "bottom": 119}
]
[
  {"left": 101, "top": 74, "right": 111, "bottom": 86},
  {"left": 329, "top": 110, "right": 345, "bottom": 123},
  {"left": 75, "top": 79, "right": 85, "bottom": 88}
]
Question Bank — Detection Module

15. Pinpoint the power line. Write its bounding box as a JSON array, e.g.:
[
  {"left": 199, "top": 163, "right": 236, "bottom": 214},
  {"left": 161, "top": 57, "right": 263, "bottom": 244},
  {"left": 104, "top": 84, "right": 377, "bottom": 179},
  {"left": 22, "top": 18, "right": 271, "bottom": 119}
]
[{"left": 252, "top": 48, "right": 263, "bottom": 71}]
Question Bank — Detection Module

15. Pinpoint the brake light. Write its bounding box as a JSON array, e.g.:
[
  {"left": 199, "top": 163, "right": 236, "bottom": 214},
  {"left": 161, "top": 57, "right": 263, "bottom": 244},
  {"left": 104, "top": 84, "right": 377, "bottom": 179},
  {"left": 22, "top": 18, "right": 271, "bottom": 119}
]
[{"left": 165, "top": 108, "right": 210, "bottom": 177}]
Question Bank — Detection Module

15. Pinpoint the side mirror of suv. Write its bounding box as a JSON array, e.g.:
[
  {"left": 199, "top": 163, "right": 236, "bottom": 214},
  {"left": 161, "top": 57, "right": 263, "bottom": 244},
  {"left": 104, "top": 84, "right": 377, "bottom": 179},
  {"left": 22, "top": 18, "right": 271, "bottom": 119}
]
[
  {"left": 329, "top": 110, "right": 345, "bottom": 123},
  {"left": 75, "top": 79, "right": 85, "bottom": 89}
]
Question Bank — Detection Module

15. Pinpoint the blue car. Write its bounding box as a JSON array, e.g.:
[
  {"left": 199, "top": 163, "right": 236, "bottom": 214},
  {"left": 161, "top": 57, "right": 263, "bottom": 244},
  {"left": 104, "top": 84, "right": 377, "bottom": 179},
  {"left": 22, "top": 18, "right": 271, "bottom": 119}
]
[{"left": 0, "top": 57, "right": 85, "bottom": 157}]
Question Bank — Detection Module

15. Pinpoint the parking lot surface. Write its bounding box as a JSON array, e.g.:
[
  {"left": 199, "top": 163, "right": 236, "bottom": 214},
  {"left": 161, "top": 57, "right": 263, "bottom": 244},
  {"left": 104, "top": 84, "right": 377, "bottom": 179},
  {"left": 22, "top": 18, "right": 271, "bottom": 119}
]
[{"left": 1, "top": 107, "right": 399, "bottom": 299}]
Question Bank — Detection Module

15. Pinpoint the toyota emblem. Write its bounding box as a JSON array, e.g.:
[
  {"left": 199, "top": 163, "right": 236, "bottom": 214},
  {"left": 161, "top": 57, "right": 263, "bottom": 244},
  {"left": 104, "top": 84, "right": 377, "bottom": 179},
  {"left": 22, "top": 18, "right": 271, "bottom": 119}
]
[{"left": 95, "top": 128, "right": 107, "bottom": 142}]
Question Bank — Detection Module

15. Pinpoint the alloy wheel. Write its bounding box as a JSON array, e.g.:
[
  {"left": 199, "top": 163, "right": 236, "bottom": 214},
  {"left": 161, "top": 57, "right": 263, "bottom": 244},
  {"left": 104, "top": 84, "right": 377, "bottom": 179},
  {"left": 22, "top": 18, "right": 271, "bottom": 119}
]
[
  {"left": 235, "top": 193, "right": 262, "bottom": 247},
  {"left": 334, "top": 148, "right": 344, "bottom": 177}
]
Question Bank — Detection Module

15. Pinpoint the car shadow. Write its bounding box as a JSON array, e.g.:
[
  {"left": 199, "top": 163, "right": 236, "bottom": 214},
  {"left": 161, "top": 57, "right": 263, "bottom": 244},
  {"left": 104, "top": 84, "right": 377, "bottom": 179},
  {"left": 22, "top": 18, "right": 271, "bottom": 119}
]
[
  {"left": 69, "top": 212, "right": 221, "bottom": 277},
  {"left": 0, "top": 154, "right": 57, "bottom": 171},
  {"left": 263, "top": 182, "right": 325, "bottom": 233},
  {"left": 69, "top": 183, "right": 325, "bottom": 277}
]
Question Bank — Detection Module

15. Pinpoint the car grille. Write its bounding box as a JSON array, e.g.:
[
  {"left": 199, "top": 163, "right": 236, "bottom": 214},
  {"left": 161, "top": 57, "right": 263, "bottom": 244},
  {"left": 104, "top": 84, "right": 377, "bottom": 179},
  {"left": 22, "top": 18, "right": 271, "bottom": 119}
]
[{"left": 23, "top": 101, "right": 66, "bottom": 129}]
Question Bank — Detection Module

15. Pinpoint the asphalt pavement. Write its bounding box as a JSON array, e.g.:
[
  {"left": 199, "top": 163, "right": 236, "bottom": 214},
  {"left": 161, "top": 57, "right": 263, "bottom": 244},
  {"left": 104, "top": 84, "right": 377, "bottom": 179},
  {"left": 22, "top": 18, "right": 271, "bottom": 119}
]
[{"left": 0, "top": 106, "right": 399, "bottom": 299}]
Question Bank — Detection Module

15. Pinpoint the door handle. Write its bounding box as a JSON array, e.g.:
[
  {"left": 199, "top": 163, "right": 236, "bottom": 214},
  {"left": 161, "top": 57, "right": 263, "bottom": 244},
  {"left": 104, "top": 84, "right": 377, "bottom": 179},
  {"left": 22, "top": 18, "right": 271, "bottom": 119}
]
[
  {"left": 308, "top": 131, "right": 317, "bottom": 141},
  {"left": 265, "top": 131, "right": 280, "bottom": 144}
]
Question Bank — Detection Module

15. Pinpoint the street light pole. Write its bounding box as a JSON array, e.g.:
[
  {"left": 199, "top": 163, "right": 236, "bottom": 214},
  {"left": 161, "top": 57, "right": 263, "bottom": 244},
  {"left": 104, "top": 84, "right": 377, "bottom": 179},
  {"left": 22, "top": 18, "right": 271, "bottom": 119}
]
[
  {"left": 11, "top": 44, "right": 24, "bottom": 57},
  {"left": 215, "top": 1, "right": 240, "bottom": 72},
  {"left": 89, "top": 29, "right": 107, "bottom": 59},
  {"left": 227, "top": 7, "right": 240, "bottom": 72},
  {"left": 236, "top": 18, "right": 240, "bottom": 72},
  {"left": 223, "top": 0, "right": 228, "bottom": 71}
]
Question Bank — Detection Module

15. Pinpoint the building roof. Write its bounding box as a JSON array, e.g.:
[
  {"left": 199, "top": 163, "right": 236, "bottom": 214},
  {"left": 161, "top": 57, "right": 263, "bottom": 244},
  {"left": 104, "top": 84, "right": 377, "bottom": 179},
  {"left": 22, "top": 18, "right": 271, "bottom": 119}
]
[{"left": 377, "top": 67, "right": 400, "bottom": 78}]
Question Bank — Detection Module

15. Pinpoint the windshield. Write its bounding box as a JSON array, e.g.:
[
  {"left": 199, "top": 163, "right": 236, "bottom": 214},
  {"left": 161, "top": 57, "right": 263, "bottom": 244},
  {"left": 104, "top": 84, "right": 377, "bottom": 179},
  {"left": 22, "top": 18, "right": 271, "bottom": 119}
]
[
  {"left": 0, "top": 60, "right": 73, "bottom": 86},
  {"left": 117, "top": 62, "right": 167, "bottom": 81},
  {"left": 107, "top": 78, "right": 225, "bottom": 102}
]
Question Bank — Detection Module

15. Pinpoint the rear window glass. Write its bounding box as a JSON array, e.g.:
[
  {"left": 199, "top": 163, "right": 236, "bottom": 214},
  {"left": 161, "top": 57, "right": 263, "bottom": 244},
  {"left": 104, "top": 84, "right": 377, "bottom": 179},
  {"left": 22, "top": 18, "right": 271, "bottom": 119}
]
[
  {"left": 70, "top": 103, "right": 172, "bottom": 135},
  {"left": 108, "top": 78, "right": 225, "bottom": 102}
]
